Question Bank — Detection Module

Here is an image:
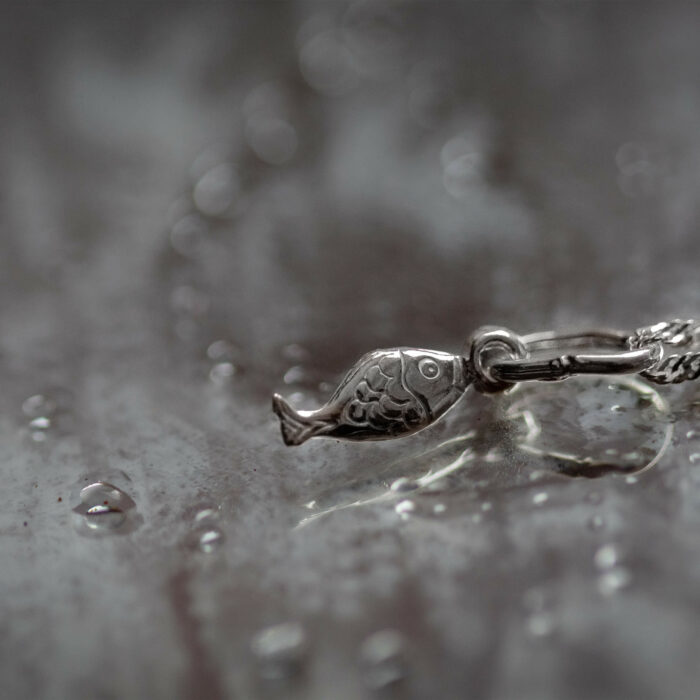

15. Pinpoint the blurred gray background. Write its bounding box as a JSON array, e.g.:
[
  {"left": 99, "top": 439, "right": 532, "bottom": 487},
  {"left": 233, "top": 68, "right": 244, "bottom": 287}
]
[{"left": 1, "top": 2, "right": 699, "bottom": 699}]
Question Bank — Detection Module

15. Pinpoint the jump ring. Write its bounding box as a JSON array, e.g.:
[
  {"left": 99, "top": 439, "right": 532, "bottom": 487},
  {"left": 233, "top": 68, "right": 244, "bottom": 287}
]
[{"left": 468, "top": 326, "right": 528, "bottom": 394}]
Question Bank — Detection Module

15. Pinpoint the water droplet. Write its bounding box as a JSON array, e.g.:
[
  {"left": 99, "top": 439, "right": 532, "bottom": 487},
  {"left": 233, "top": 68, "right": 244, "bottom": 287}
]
[
  {"left": 206, "top": 340, "right": 238, "bottom": 362},
  {"left": 194, "top": 508, "right": 219, "bottom": 522},
  {"left": 481, "top": 501, "right": 493, "bottom": 512},
  {"left": 84, "top": 504, "right": 126, "bottom": 530},
  {"left": 246, "top": 117, "right": 298, "bottom": 165},
  {"left": 299, "top": 30, "right": 358, "bottom": 96},
  {"left": 597, "top": 567, "right": 632, "bottom": 596},
  {"left": 440, "top": 136, "right": 480, "bottom": 169},
  {"left": 390, "top": 477, "right": 419, "bottom": 493},
  {"left": 611, "top": 405, "right": 625, "bottom": 413},
  {"left": 282, "top": 343, "right": 309, "bottom": 362},
  {"left": 594, "top": 544, "right": 619, "bottom": 570},
  {"left": 73, "top": 482, "right": 136, "bottom": 534},
  {"left": 624, "top": 475, "right": 638, "bottom": 484},
  {"left": 22, "top": 389, "right": 73, "bottom": 439},
  {"left": 433, "top": 503, "right": 446, "bottom": 515},
  {"left": 615, "top": 141, "right": 667, "bottom": 175},
  {"left": 79, "top": 482, "right": 131, "bottom": 508},
  {"left": 209, "top": 362, "right": 236, "bottom": 385},
  {"left": 342, "top": 0, "right": 406, "bottom": 80},
  {"left": 359, "top": 629, "right": 406, "bottom": 689},
  {"left": 687, "top": 430, "right": 697, "bottom": 440},
  {"left": 526, "top": 612, "right": 555, "bottom": 638},
  {"left": 587, "top": 515, "right": 605, "bottom": 531},
  {"left": 532, "top": 492, "right": 549, "bottom": 506},
  {"left": 690, "top": 453, "right": 700, "bottom": 464},
  {"left": 193, "top": 163, "right": 240, "bottom": 217},
  {"left": 170, "top": 214, "right": 208, "bottom": 257},
  {"left": 29, "top": 416, "right": 51, "bottom": 430},
  {"left": 442, "top": 152, "right": 484, "bottom": 199},
  {"left": 189, "top": 146, "right": 229, "bottom": 182},
  {"left": 484, "top": 447, "right": 501, "bottom": 463},
  {"left": 251, "top": 622, "right": 308, "bottom": 680},
  {"left": 394, "top": 500, "right": 415, "bottom": 518},
  {"left": 198, "top": 528, "right": 224, "bottom": 553},
  {"left": 22, "top": 394, "right": 57, "bottom": 418},
  {"left": 283, "top": 366, "right": 307, "bottom": 385}
]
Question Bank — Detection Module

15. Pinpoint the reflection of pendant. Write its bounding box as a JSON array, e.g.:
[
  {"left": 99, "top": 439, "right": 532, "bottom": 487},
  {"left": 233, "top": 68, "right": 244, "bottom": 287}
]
[
  {"left": 273, "top": 319, "right": 699, "bottom": 446},
  {"left": 503, "top": 376, "right": 673, "bottom": 479}
]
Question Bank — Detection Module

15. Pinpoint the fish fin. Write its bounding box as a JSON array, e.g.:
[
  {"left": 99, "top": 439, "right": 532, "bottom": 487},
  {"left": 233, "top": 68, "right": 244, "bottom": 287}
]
[{"left": 272, "top": 394, "right": 329, "bottom": 446}]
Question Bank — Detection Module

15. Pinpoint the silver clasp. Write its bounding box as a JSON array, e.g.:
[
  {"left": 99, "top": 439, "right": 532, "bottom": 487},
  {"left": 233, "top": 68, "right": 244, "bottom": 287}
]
[{"left": 468, "top": 324, "right": 670, "bottom": 393}]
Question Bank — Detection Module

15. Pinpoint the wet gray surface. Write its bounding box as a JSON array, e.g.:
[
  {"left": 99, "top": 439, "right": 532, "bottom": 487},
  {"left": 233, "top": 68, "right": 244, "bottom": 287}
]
[{"left": 1, "top": 2, "right": 699, "bottom": 699}]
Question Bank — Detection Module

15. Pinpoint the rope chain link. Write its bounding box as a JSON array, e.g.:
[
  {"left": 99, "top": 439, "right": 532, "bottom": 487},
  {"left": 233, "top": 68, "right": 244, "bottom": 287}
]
[{"left": 629, "top": 319, "right": 700, "bottom": 384}]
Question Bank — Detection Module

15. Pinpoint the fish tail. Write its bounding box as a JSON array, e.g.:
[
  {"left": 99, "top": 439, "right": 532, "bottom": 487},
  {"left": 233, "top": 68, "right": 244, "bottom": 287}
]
[{"left": 272, "top": 394, "right": 327, "bottom": 446}]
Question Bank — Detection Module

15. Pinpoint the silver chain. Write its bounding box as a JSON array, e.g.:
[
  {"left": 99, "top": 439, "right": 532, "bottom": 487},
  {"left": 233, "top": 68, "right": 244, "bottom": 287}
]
[{"left": 629, "top": 319, "right": 700, "bottom": 384}]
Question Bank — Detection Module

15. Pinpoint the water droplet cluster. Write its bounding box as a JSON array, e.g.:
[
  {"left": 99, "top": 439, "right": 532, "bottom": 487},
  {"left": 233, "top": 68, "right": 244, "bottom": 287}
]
[
  {"left": 250, "top": 623, "right": 408, "bottom": 688},
  {"left": 190, "top": 507, "right": 224, "bottom": 553}
]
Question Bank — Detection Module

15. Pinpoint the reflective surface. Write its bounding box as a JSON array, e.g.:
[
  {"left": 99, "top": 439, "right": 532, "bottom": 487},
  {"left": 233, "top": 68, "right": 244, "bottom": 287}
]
[{"left": 0, "top": 2, "right": 699, "bottom": 699}]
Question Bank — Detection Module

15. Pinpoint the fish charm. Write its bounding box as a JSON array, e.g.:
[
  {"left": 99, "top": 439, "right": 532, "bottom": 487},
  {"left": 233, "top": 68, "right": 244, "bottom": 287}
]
[
  {"left": 272, "top": 349, "right": 470, "bottom": 445},
  {"left": 272, "top": 320, "right": 699, "bottom": 446}
]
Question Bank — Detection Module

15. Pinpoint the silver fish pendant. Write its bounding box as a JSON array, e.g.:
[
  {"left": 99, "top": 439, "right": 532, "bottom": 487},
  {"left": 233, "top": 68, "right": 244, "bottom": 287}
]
[
  {"left": 273, "top": 349, "right": 469, "bottom": 445},
  {"left": 272, "top": 320, "right": 699, "bottom": 446}
]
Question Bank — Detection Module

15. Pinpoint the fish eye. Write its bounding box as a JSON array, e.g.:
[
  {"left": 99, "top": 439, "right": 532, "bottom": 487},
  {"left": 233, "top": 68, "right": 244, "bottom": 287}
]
[{"left": 419, "top": 358, "right": 440, "bottom": 379}]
